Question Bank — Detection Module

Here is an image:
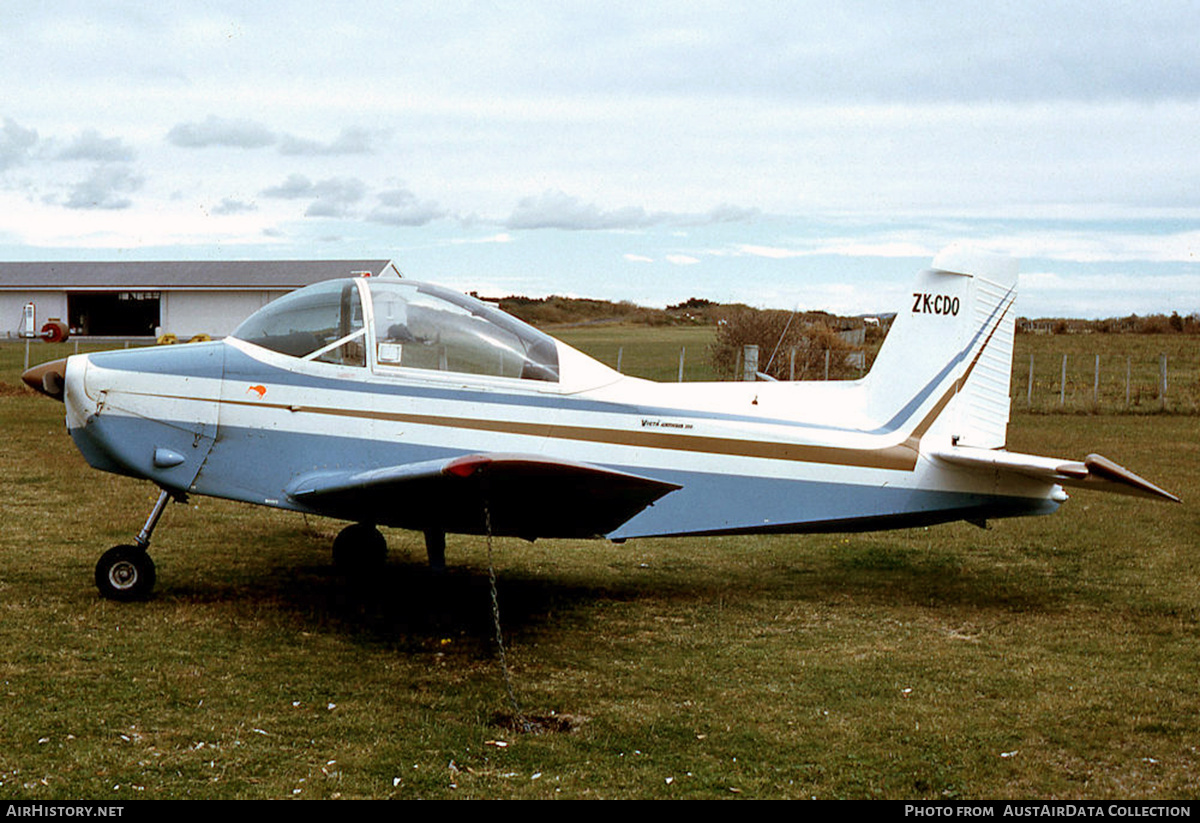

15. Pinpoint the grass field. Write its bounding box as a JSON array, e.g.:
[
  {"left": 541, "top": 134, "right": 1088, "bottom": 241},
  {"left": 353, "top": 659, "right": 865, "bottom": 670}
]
[
  {"left": 0, "top": 335, "right": 1197, "bottom": 799},
  {"left": 551, "top": 324, "right": 722, "bottom": 382}
]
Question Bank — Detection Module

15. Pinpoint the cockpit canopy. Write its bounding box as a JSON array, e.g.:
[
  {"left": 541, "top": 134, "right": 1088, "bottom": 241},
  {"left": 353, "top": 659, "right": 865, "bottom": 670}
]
[{"left": 232, "top": 278, "right": 560, "bottom": 382}]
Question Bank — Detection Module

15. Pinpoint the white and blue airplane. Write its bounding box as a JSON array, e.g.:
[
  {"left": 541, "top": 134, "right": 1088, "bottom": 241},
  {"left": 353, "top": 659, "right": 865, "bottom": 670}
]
[{"left": 22, "top": 246, "right": 1178, "bottom": 601}]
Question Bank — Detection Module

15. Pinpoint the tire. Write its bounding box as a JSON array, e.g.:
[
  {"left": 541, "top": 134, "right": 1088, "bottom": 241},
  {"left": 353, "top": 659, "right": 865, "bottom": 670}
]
[
  {"left": 95, "top": 545, "right": 156, "bottom": 601},
  {"left": 332, "top": 523, "right": 387, "bottom": 574}
]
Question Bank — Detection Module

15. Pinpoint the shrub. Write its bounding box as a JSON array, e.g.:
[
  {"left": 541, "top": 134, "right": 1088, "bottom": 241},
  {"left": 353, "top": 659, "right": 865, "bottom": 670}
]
[{"left": 709, "top": 308, "right": 858, "bottom": 380}]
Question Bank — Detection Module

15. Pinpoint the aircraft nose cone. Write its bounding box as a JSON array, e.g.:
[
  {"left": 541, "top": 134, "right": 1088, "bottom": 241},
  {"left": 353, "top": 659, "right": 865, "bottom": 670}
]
[{"left": 22, "top": 357, "right": 68, "bottom": 402}]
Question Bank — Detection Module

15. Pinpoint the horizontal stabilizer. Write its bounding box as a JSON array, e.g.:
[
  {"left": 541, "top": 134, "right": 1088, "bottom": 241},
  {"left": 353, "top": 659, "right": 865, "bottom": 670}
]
[
  {"left": 287, "top": 453, "right": 682, "bottom": 538},
  {"left": 931, "top": 447, "right": 1180, "bottom": 503}
]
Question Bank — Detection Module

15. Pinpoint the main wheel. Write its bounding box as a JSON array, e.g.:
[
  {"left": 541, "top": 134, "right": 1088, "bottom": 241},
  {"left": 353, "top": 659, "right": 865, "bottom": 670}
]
[
  {"left": 332, "top": 523, "right": 387, "bottom": 574},
  {"left": 95, "top": 545, "right": 156, "bottom": 602}
]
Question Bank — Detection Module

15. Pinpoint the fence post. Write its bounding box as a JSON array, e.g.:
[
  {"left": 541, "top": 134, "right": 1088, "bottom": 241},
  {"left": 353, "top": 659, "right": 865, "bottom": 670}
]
[
  {"left": 1027, "top": 353, "right": 1034, "bottom": 406},
  {"left": 678, "top": 346, "right": 685, "bottom": 382},
  {"left": 1060, "top": 354, "right": 1067, "bottom": 406},
  {"left": 742, "top": 344, "right": 758, "bottom": 382},
  {"left": 616, "top": 346, "right": 623, "bottom": 374},
  {"left": 789, "top": 347, "right": 796, "bottom": 381},
  {"left": 1093, "top": 354, "right": 1100, "bottom": 407},
  {"left": 824, "top": 349, "right": 830, "bottom": 381},
  {"left": 1126, "top": 356, "right": 1131, "bottom": 408},
  {"left": 1160, "top": 352, "right": 1167, "bottom": 409}
]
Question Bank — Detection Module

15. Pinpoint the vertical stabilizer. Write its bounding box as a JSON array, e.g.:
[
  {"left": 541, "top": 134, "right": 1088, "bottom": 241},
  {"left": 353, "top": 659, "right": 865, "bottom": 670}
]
[{"left": 865, "top": 246, "right": 1018, "bottom": 449}]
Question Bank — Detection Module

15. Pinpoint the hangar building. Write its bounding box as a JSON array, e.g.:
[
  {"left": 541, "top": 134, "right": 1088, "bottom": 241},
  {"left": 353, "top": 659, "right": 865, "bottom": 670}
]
[{"left": 0, "top": 260, "right": 397, "bottom": 339}]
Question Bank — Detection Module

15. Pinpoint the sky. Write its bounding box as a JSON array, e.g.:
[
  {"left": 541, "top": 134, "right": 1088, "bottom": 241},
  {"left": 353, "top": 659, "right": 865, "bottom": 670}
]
[{"left": 2, "top": 1, "right": 1200, "bottom": 318}]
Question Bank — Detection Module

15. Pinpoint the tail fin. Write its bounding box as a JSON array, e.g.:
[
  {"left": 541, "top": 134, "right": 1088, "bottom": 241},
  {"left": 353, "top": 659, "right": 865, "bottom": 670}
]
[{"left": 864, "top": 245, "right": 1018, "bottom": 449}]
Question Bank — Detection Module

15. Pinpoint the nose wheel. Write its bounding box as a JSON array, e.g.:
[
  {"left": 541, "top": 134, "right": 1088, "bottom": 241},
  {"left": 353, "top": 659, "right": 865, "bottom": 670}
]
[
  {"left": 94, "top": 489, "right": 174, "bottom": 601},
  {"left": 95, "top": 545, "right": 157, "bottom": 602}
]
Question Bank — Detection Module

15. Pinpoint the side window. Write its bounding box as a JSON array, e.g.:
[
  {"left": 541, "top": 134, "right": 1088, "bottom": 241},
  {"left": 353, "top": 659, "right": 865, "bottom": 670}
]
[
  {"left": 232, "top": 279, "right": 365, "bottom": 366},
  {"left": 368, "top": 281, "right": 558, "bottom": 382}
]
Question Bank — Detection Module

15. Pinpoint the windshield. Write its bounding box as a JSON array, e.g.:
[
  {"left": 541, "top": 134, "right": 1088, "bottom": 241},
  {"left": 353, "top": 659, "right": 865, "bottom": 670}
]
[{"left": 231, "top": 279, "right": 365, "bottom": 366}]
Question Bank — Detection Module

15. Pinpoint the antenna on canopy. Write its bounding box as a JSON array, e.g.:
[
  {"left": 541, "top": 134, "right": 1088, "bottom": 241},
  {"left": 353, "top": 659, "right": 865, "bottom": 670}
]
[{"left": 762, "top": 306, "right": 801, "bottom": 378}]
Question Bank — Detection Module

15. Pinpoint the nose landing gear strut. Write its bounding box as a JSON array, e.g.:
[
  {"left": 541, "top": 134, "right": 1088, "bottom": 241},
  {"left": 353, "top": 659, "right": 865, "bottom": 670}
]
[{"left": 94, "top": 489, "right": 177, "bottom": 601}]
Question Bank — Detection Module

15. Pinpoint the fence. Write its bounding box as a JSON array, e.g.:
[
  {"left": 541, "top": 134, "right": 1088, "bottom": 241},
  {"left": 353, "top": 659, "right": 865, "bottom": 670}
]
[
  {"left": 607, "top": 343, "right": 865, "bottom": 383},
  {"left": 1018, "top": 351, "right": 1198, "bottom": 413},
  {"left": 599, "top": 338, "right": 1197, "bottom": 414}
]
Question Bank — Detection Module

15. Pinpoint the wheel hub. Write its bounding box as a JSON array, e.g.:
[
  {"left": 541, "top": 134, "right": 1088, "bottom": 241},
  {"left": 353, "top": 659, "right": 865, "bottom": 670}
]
[{"left": 109, "top": 562, "right": 138, "bottom": 589}]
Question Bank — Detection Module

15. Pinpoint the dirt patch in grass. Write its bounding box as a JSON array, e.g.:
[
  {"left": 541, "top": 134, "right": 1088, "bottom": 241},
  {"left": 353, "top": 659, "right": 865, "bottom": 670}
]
[{"left": 492, "top": 712, "right": 586, "bottom": 735}]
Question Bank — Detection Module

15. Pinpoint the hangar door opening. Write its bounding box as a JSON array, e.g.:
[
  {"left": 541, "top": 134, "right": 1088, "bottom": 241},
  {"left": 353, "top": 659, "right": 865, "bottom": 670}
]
[{"left": 68, "top": 292, "right": 160, "bottom": 336}]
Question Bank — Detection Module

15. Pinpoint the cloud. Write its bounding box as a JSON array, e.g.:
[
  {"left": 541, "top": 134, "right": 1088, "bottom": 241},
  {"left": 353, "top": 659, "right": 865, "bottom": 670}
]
[
  {"left": 307, "top": 178, "right": 367, "bottom": 217},
  {"left": 260, "top": 173, "right": 317, "bottom": 199},
  {"left": 366, "top": 187, "right": 446, "bottom": 226},
  {"left": 733, "top": 244, "right": 807, "bottom": 260},
  {"left": 211, "top": 197, "right": 256, "bottom": 215},
  {"left": 307, "top": 202, "right": 359, "bottom": 219},
  {"left": 705, "top": 203, "right": 761, "bottom": 223},
  {"left": 449, "top": 232, "right": 513, "bottom": 245},
  {"left": 279, "top": 127, "right": 374, "bottom": 156},
  {"left": 0, "top": 117, "right": 39, "bottom": 171},
  {"left": 167, "top": 116, "right": 277, "bottom": 149},
  {"left": 520, "top": 6, "right": 1200, "bottom": 105},
  {"left": 504, "top": 189, "right": 661, "bottom": 230},
  {"left": 502, "top": 191, "right": 765, "bottom": 231},
  {"left": 259, "top": 175, "right": 368, "bottom": 218},
  {"left": 734, "top": 241, "right": 932, "bottom": 260},
  {"left": 63, "top": 165, "right": 144, "bottom": 210},
  {"left": 967, "top": 229, "right": 1200, "bottom": 265},
  {"left": 624, "top": 253, "right": 654, "bottom": 263},
  {"left": 168, "top": 118, "right": 380, "bottom": 159},
  {"left": 665, "top": 254, "right": 700, "bottom": 265},
  {"left": 55, "top": 129, "right": 135, "bottom": 163}
]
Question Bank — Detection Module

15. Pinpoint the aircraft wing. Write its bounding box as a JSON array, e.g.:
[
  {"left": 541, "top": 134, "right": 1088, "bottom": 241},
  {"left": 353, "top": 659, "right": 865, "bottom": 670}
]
[
  {"left": 286, "top": 453, "right": 683, "bottom": 539},
  {"left": 930, "top": 447, "right": 1180, "bottom": 502}
]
